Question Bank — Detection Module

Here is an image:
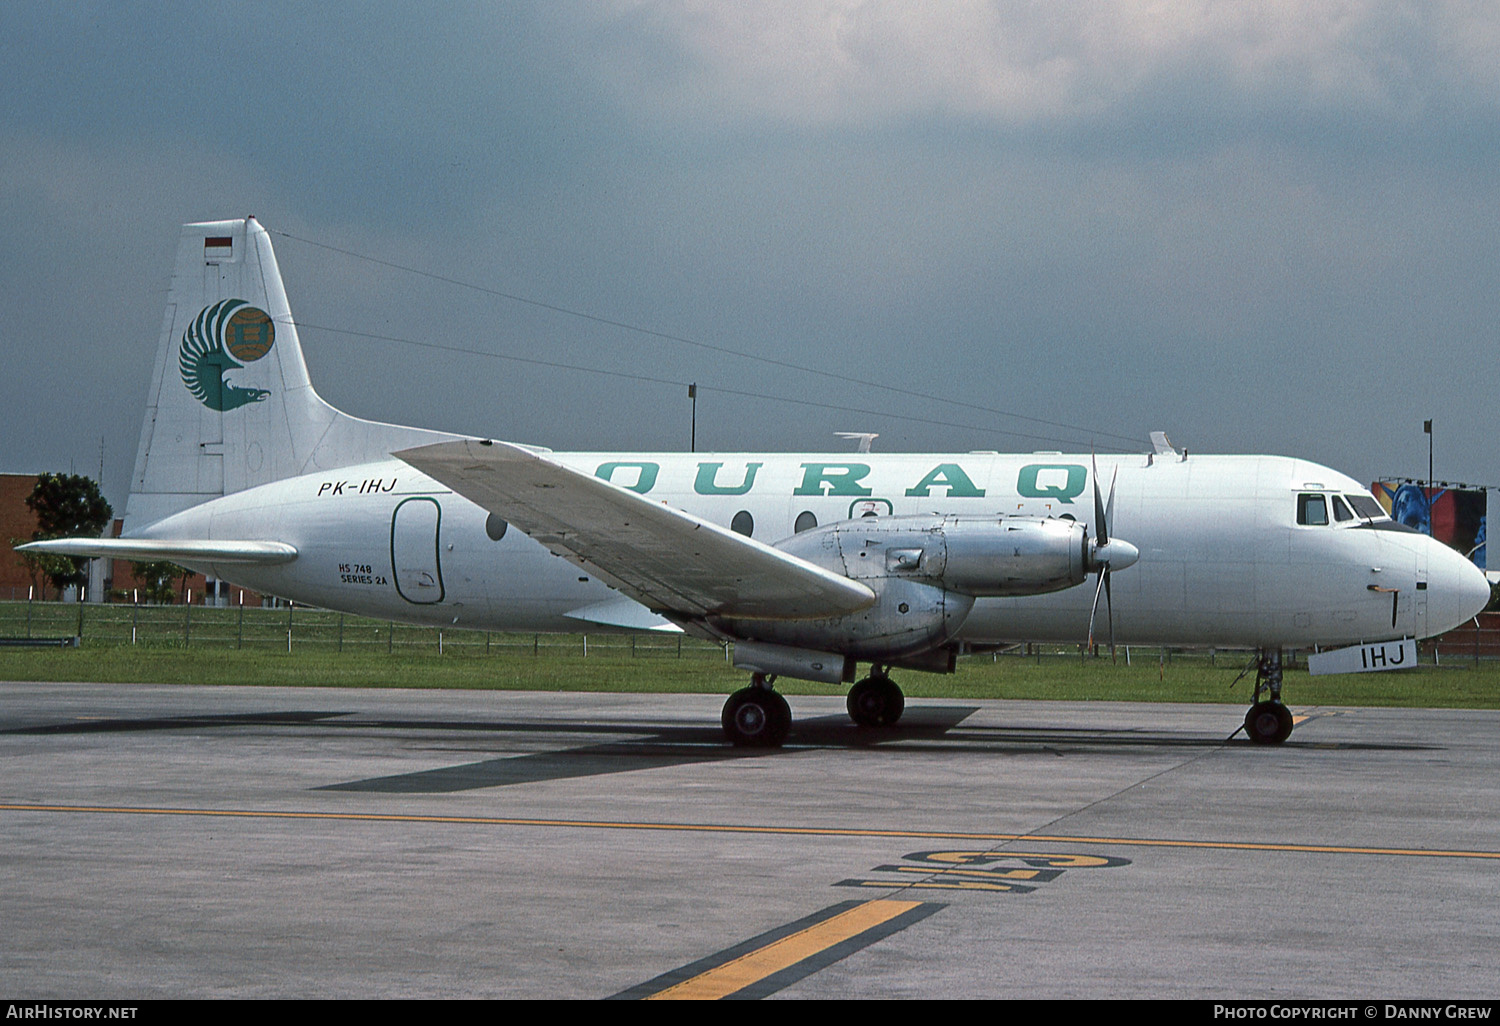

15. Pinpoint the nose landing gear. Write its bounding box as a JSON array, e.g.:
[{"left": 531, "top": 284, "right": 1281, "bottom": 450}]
[{"left": 1241, "top": 650, "right": 1294, "bottom": 744}]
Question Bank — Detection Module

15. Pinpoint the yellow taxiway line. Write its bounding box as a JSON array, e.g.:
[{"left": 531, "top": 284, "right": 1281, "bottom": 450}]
[
  {"left": 644, "top": 899, "right": 923, "bottom": 1000},
  {"left": 2, "top": 802, "right": 1498, "bottom": 861}
]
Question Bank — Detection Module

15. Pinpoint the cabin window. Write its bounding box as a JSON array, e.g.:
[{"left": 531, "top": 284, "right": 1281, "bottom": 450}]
[
  {"left": 794, "top": 511, "right": 818, "bottom": 533},
  {"left": 731, "top": 511, "right": 754, "bottom": 537},
  {"left": 1297, "top": 494, "right": 1328, "bottom": 526},
  {"left": 1330, "top": 495, "right": 1354, "bottom": 522}
]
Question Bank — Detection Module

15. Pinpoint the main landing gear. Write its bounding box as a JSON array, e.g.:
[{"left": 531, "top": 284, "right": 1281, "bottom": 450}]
[
  {"left": 1241, "top": 650, "right": 1294, "bottom": 745},
  {"left": 719, "top": 666, "right": 909, "bottom": 747},
  {"left": 846, "top": 666, "right": 905, "bottom": 728},
  {"left": 722, "top": 674, "right": 792, "bottom": 747}
]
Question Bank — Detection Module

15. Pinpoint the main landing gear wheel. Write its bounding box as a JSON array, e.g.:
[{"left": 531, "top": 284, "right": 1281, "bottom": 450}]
[
  {"left": 847, "top": 672, "right": 905, "bottom": 727},
  {"left": 1244, "top": 700, "right": 1294, "bottom": 745},
  {"left": 722, "top": 679, "right": 791, "bottom": 747}
]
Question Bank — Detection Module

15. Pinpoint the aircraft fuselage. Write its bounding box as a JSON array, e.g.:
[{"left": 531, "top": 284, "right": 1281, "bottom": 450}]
[{"left": 139, "top": 449, "right": 1480, "bottom": 651}]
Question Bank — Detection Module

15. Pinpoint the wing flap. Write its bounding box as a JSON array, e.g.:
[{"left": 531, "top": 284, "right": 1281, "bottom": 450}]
[
  {"left": 395, "top": 439, "right": 874, "bottom": 621},
  {"left": 564, "top": 597, "right": 683, "bottom": 632}
]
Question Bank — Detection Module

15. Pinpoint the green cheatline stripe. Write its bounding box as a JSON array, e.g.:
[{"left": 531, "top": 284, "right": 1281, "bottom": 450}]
[
  {"left": 2, "top": 803, "right": 1498, "bottom": 860},
  {"left": 612, "top": 899, "right": 946, "bottom": 1001}
]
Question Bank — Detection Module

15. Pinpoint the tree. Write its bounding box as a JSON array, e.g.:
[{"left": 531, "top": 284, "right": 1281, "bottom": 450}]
[
  {"left": 130, "top": 561, "right": 189, "bottom": 605},
  {"left": 25, "top": 473, "right": 113, "bottom": 598},
  {"left": 10, "top": 538, "right": 52, "bottom": 598}
]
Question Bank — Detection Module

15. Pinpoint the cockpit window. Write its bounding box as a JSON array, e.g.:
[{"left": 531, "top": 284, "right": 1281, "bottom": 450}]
[
  {"left": 1330, "top": 495, "right": 1354, "bottom": 522},
  {"left": 1345, "top": 494, "right": 1388, "bottom": 521},
  {"left": 1297, "top": 493, "right": 1328, "bottom": 526}
]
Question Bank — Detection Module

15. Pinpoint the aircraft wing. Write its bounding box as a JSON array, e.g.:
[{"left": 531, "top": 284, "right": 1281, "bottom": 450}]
[
  {"left": 395, "top": 439, "right": 875, "bottom": 621},
  {"left": 17, "top": 538, "right": 297, "bottom": 564}
]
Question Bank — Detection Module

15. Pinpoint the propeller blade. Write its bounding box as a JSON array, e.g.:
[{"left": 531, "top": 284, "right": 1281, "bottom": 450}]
[
  {"left": 1087, "top": 568, "right": 1107, "bottom": 649},
  {"left": 1092, "top": 453, "right": 1108, "bottom": 547},
  {"left": 1105, "top": 567, "right": 1116, "bottom": 661},
  {"left": 1105, "top": 464, "right": 1118, "bottom": 539},
  {"left": 1087, "top": 453, "right": 1128, "bottom": 657}
]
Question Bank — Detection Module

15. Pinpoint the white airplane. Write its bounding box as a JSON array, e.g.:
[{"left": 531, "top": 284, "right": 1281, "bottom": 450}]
[{"left": 25, "top": 218, "right": 1492, "bottom": 747}]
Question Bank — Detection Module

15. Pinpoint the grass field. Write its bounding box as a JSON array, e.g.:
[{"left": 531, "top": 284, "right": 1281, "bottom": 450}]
[{"left": 3, "top": 600, "right": 1498, "bottom": 707}]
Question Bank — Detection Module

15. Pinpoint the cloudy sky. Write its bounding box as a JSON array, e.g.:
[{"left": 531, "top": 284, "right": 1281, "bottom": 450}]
[{"left": 2, "top": 1, "right": 1496, "bottom": 512}]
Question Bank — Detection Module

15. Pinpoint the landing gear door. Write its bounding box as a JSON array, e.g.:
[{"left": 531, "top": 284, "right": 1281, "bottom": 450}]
[{"left": 391, "top": 496, "right": 445, "bottom": 604}]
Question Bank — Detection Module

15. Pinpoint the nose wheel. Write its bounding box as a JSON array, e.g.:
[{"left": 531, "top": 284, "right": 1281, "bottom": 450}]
[
  {"left": 722, "top": 674, "right": 792, "bottom": 747},
  {"left": 847, "top": 668, "right": 905, "bottom": 727},
  {"left": 1240, "top": 650, "right": 1294, "bottom": 744},
  {"left": 1244, "top": 700, "right": 1294, "bottom": 744}
]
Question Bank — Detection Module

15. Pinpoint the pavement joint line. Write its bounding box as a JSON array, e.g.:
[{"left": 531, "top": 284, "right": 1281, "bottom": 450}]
[{"left": 3, "top": 802, "right": 1499, "bottom": 860}]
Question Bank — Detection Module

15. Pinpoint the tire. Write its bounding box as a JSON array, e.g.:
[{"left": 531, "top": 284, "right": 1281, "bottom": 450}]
[
  {"left": 880, "top": 679, "right": 905, "bottom": 726},
  {"left": 723, "top": 687, "right": 791, "bottom": 747},
  {"left": 1245, "top": 700, "right": 1294, "bottom": 744},
  {"left": 847, "top": 677, "right": 904, "bottom": 727}
]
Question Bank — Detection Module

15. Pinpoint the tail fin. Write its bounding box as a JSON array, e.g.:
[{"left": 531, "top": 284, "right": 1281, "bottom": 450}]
[{"left": 125, "top": 217, "right": 456, "bottom": 531}]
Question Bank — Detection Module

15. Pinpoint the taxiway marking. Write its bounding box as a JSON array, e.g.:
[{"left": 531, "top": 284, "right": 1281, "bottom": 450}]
[
  {"left": 2, "top": 803, "right": 1498, "bottom": 861},
  {"left": 619, "top": 899, "right": 943, "bottom": 1000}
]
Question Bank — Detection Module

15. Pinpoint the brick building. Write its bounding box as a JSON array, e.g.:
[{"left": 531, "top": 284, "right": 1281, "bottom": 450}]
[
  {"left": 2, "top": 472, "right": 263, "bottom": 604},
  {"left": 1, "top": 473, "right": 44, "bottom": 600}
]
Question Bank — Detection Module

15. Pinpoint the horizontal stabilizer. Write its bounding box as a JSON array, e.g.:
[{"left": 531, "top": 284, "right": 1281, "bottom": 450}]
[
  {"left": 395, "top": 438, "right": 875, "bottom": 621},
  {"left": 18, "top": 538, "right": 298, "bottom": 565}
]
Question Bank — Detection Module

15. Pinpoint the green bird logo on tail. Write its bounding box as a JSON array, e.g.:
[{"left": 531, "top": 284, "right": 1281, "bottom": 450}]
[{"left": 179, "top": 300, "right": 275, "bottom": 411}]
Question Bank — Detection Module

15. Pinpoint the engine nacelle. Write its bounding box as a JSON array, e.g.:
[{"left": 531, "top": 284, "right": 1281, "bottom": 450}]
[
  {"left": 712, "top": 513, "right": 1090, "bottom": 665},
  {"left": 780, "top": 513, "right": 1089, "bottom": 598}
]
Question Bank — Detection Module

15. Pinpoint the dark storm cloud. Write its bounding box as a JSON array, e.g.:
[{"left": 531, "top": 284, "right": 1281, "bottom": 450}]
[
  {"left": 0, "top": 4, "right": 610, "bottom": 224},
  {"left": 2, "top": 1, "right": 1498, "bottom": 511}
]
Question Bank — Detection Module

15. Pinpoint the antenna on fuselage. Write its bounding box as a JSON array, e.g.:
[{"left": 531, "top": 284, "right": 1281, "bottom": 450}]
[
  {"left": 1148, "top": 431, "right": 1187, "bottom": 465},
  {"left": 835, "top": 432, "right": 878, "bottom": 453}
]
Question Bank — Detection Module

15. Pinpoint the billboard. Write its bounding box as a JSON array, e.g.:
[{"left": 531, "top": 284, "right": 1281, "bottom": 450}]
[{"left": 1370, "top": 481, "right": 1487, "bottom": 569}]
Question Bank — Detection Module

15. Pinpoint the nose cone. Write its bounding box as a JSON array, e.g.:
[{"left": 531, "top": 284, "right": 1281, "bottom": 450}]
[{"left": 1426, "top": 541, "right": 1492, "bottom": 636}]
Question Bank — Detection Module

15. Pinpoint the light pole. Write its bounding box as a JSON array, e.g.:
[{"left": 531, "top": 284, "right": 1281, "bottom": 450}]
[{"left": 1424, "top": 419, "right": 1433, "bottom": 536}]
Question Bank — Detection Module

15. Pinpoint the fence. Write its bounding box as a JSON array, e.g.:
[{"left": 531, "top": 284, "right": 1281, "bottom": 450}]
[
  {"left": 2, "top": 599, "right": 1493, "bottom": 665},
  {"left": 1423, "top": 611, "right": 1500, "bottom": 663},
  {"left": 0, "top": 600, "right": 727, "bottom": 660}
]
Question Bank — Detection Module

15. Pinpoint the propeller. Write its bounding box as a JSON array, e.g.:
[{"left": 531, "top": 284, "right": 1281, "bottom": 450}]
[{"left": 1086, "top": 454, "right": 1139, "bottom": 658}]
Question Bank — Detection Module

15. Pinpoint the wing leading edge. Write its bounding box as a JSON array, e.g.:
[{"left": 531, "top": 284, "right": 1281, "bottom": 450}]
[
  {"left": 394, "top": 439, "right": 875, "bottom": 622},
  {"left": 17, "top": 538, "right": 298, "bottom": 564}
]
